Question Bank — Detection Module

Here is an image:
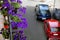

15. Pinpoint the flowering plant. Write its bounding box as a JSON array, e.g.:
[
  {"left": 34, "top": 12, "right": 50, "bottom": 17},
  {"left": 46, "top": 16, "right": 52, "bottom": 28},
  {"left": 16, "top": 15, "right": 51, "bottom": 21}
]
[
  {"left": 0, "top": 0, "right": 28, "bottom": 40},
  {"left": 13, "top": 30, "right": 26, "bottom": 40}
]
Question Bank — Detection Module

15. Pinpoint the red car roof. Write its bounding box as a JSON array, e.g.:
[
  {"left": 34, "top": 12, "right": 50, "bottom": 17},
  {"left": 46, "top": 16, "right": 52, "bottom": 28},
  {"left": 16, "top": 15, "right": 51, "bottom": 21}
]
[
  {"left": 45, "top": 19, "right": 60, "bottom": 27},
  {"left": 49, "top": 21, "right": 58, "bottom": 27}
]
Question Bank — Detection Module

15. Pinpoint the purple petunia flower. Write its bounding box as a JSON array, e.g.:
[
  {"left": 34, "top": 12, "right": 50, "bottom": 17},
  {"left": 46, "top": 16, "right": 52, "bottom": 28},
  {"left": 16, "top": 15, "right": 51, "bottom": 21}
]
[
  {"left": 22, "top": 7, "right": 26, "bottom": 13},
  {"left": 3, "top": 0, "right": 9, "bottom": 3},
  {"left": 19, "top": 30, "right": 23, "bottom": 34},
  {"left": 17, "top": 0, "right": 22, "bottom": 4},
  {"left": 8, "top": 9, "right": 15, "bottom": 15},
  {"left": 10, "top": 0, "right": 22, "bottom": 4},
  {"left": 13, "top": 30, "right": 26, "bottom": 40},
  {"left": 17, "top": 7, "right": 26, "bottom": 15},
  {"left": 17, "top": 18, "right": 28, "bottom": 29},
  {"left": 10, "top": 0, "right": 17, "bottom": 2},
  {"left": 2, "top": 2, "right": 10, "bottom": 8},
  {"left": 11, "top": 21, "right": 17, "bottom": 28}
]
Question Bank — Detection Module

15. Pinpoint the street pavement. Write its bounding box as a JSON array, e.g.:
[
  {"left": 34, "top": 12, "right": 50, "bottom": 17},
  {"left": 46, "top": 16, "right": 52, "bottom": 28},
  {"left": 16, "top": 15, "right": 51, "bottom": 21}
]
[{"left": 24, "top": 6, "right": 47, "bottom": 40}]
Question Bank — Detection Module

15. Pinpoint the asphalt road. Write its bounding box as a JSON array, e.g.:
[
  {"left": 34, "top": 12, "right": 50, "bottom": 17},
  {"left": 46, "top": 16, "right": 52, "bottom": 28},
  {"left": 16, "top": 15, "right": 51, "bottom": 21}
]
[{"left": 24, "top": 6, "right": 47, "bottom": 40}]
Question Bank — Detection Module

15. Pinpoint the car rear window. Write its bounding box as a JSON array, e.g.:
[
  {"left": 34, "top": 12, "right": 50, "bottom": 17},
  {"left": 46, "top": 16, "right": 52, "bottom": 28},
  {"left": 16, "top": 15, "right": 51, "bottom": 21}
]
[{"left": 50, "top": 27, "right": 60, "bottom": 32}]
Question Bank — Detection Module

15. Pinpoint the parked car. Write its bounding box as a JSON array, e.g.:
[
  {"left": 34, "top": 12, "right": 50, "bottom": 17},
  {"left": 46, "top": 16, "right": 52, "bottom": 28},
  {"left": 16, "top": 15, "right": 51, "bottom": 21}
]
[
  {"left": 44, "top": 19, "right": 60, "bottom": 40},
  {"left": 35, "top": 4, "right": 51, "bottom": 20},
  {"left": 53, "top": 8, "right": 60, "bottom": 20}
]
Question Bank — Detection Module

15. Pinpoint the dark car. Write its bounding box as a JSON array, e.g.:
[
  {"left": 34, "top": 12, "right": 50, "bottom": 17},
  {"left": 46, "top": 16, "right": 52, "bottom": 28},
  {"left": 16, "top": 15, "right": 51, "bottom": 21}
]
[
  {"left": 35, "top": 4, "right": 51, "bottom": 20},
  {"left": 53, "top": 8, "right": 60, "bottom": 20}
]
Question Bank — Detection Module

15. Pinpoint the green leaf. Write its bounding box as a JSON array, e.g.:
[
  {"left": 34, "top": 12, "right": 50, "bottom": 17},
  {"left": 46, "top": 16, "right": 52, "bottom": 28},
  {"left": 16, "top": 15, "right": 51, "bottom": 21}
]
[
  {"left": 11, "top": 2, "right": 20, "bottom": 8},
  {"left": 12, "top": 16, "right": 21, "bottom": 22},
  {"left": 1, "top": 9, "right": 8, "bottom": 16}
]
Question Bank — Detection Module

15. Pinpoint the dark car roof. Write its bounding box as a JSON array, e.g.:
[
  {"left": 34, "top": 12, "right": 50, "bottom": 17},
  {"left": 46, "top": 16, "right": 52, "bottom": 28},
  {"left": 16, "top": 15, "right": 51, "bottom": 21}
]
[
  {"left": 54, "top": 8, "right": 60, "bottom": 13},
  {"left": 53, "top": 8, "right": 60, "bottom": 19}
]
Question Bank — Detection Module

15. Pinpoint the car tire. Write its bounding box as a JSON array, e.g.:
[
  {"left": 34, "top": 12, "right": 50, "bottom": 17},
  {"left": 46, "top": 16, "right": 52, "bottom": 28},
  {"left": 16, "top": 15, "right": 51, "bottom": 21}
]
[
  {"left": 35, "top": 6, "right": 39, "bottom": 16},
  {"left": 35, "top": 8, "right": 36, "bottom": 12},
  {"left": 36, "top": 16, "right": 40, "bottom": 20},
  {"left": 36, "top": 17, "right": 43, "bottom": 21},
  {"left": 35, "top": 8, "right": 37, "bottom": 16},
  {"left": 47, "top": 37, "right": 49, "bottom": 40},
  {"left": 36, "top": 17, "right": 39, "bottom": 20},
  {"left": 53, "top": 13, "right": 56, "bottom": 19}
]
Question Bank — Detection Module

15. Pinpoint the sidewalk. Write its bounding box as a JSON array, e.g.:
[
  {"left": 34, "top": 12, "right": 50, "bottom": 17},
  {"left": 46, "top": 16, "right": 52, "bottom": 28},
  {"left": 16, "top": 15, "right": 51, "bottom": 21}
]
[{"left": 0, "top": 14, "right": 4, "bottom": 40}]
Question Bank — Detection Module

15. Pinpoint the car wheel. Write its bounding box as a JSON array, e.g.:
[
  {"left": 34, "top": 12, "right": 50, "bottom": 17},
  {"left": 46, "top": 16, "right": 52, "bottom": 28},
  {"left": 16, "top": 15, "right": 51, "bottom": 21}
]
[
  {"left": 47, "top": 36, "right": 51, "bottom": 40},
  {"left": 36, "top": 17, "right": 39, "bottom": 20},
  {"left": 53, "top": 13, "right": 56, "bottom": 19},
  {"left": 36, "top": 16, "right": 40, "bottom": 20},
  {"left": 35, "top": 6, "right": 39, "bottom": 15},
  {"left": 35, "top": 8, "right": 36, "bottom": 12},
  {"left": 35, "top": 8, "right": 37, "bottom": 16},
  {"left": 36, "top": 17, "right": 42, "bottom": 21},
  {"left": 47, "top": 37, "right": 49, "bottom": 40},
  {"left": 35, "top": 7, "right": 37, "bottom": 14}
]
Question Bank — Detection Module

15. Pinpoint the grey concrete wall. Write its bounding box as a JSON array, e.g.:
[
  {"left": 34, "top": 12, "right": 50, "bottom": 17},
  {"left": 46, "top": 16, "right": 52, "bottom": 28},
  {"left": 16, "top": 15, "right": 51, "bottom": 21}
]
[
  {"left": 55, "top": 0, "right": 60, "bottom": 9},
  {"left": 22, "top": 0, "right": 60, "bottom": 9}
]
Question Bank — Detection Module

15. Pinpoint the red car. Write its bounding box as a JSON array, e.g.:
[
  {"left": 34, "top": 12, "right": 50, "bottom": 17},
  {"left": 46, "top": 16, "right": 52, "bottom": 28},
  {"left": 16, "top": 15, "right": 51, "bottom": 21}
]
[{"left": 44, "top": 19, "right": 60, "bottom": 40}]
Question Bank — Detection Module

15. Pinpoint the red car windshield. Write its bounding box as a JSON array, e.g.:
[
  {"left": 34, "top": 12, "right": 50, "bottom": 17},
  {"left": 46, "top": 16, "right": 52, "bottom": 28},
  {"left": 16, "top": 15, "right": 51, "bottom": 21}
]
[{"left": 50, "top": 27, "right": 60, "bottom": 32}]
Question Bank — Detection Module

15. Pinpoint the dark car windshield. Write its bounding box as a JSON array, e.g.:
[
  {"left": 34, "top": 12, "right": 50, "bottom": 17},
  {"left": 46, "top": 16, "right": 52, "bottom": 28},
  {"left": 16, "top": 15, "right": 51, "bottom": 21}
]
[
  {"left": 40, "top": 10, "right": 50, "bottom": 15},
  {"left": 40, "top": 10, "right": 47, "bottom": 15},
  {"left": 50, "top": 27, "right": 60, "bottom": 32},
  {"left": 40, "top": 5, "right": 49, "bottom": 10},
  {"left": 39, "top": 5, "right": 50, "bottom": 15}
]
